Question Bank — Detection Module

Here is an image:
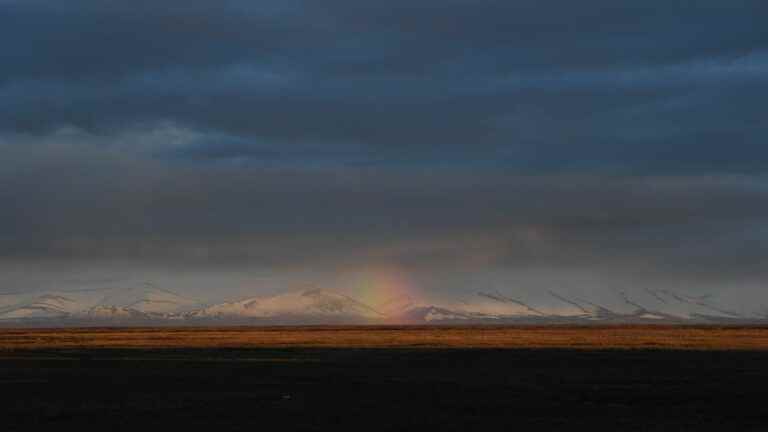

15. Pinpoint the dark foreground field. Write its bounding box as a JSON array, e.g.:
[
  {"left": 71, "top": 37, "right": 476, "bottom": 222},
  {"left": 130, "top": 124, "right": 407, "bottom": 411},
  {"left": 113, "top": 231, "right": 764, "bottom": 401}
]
[{"left": 3, "top": 327, "right": 768, "bottom": 431}]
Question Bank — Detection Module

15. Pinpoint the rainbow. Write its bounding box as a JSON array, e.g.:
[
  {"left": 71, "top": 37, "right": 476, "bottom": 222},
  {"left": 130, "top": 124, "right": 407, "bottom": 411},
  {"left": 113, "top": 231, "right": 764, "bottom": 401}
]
[{"left": 342, "top": 266, "right": 422, "bottom": 315}]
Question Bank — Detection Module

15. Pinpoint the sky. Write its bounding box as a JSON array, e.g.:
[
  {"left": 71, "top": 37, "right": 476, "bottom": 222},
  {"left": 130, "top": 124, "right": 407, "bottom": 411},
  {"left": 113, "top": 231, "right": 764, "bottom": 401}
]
[{"left": 1, "top": 1, "right": 767, "bottom": 304}]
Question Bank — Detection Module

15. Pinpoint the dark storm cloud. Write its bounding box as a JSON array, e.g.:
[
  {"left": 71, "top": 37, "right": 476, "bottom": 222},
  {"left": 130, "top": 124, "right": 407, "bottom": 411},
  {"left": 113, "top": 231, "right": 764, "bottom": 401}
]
[
  {"left": 1, "top": 1, "right": 767, "bottom": 297},
  {"left": 2, "top": 0, "right": 768, "bottom": 170}
]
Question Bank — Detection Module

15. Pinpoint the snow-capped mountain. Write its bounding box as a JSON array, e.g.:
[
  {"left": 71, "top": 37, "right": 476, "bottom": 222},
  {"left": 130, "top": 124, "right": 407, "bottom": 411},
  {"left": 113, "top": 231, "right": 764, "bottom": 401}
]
[
  {"left": 190, "top": 289, "right": 385, "bottom": 321},
  {"left": 0, "top": 283, "right": 202, "bottom": 321},
  {"left": 95, "top": 283, "right": 201, "bottom": 314},
  {"left": 0, "top": 284, "right": 765, "bottom": 325},
  {"left": 0, "top": 293, "right": 77, "bottom": 320},
  {"left": 466, "top": 288, "right": 753, "bottom": 323},
  {"left": 83, "top": 305, "right": 154, "bottom": 320},
  {"left": 395, "top": 305, "right": 503, "bottom": 323}
]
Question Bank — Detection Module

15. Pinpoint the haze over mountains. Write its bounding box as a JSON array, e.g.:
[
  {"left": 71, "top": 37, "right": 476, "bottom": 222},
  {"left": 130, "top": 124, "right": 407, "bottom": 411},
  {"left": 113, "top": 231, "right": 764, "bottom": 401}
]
[{"left": 1, "top": 282, "right": 765, "bottom": 326}]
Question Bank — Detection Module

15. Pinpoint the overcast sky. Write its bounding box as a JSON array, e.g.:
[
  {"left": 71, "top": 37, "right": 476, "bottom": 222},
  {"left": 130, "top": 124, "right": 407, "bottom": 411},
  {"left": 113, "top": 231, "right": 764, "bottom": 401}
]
[{"left": 1, "top": 1, "right": 767, "bottom": 302}]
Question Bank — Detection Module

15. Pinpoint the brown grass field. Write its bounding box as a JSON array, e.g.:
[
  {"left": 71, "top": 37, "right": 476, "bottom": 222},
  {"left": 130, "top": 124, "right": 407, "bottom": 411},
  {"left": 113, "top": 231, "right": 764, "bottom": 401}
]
[
  {"left": 5, "top": 325, "right": 768, "bottom": 430},
  {"left": 3, "top": 325, "right": 768, "bottom": 350}
]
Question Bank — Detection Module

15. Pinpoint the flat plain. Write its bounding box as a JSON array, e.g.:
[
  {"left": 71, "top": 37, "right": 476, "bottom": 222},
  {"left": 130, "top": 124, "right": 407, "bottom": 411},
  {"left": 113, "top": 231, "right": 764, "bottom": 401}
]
[
  {"left": 3, "top": 326, "right": 768, "bottom": 431},
  {"left": 4, "top": 325, "right": 768, "bottom": 350}
]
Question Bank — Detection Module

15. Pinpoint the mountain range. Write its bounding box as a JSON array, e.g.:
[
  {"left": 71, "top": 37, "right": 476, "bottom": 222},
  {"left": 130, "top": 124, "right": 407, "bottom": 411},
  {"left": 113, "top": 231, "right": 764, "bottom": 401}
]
[{"left": 1, "top": 284, "right": 765, "bottom": 326}]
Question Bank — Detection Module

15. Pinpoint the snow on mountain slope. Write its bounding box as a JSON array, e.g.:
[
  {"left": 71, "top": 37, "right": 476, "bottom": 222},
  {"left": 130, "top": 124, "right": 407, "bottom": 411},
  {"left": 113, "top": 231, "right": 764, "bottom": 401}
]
[
  {"left": 192, "top": 289, "right": 385, "bottom": 320},
  {"left": 0, "top": 283, "right": 201, "bottom": 320},
  {"left": 97, "top": 284, "right": 201, "bottom": 314},
  {"left": 0, "top": 291, "right": 103, "bottom": 319},
  {"left": 83, "top": 306, "right": 152, "bottom": 320},
  {"left": 439, "top": 288, "right": 749, "bottom": 322},
  {"left": 634, "top": 288, "right": 744, "bottom": 319},
  {"left": 461, "top": 290, "right": 604, "bottom": 319},
  {"left": 473, "top": 292, "right": 556, "bottom": 317},
  {"left": 396, "top": 305, "right": 503, "bottom": 323}
]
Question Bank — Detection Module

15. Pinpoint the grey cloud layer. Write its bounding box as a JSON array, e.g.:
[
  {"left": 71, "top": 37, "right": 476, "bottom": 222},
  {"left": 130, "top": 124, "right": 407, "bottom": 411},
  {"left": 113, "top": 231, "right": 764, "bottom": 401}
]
[
  {"left": 1, "top": 1, "right": 767, "bottom": 297},
  {"left": 2, "top": 1, "right": 768, "bottom": 170},
  {"left": 2, "top": 134, "right": 767, "bottom": 285}
]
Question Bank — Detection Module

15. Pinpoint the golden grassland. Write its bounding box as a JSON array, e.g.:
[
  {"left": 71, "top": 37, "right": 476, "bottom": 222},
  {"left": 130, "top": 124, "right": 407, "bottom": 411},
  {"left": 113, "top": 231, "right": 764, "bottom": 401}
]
[{"left": 2, "top": 325, "right": 768, "bottom": 350}]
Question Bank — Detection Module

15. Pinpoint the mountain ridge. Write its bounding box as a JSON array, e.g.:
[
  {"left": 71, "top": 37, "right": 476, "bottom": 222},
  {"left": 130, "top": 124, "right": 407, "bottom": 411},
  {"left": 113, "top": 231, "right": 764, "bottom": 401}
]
[{"left": 1, "top": 285, "right": 765, "bottom": 326}]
